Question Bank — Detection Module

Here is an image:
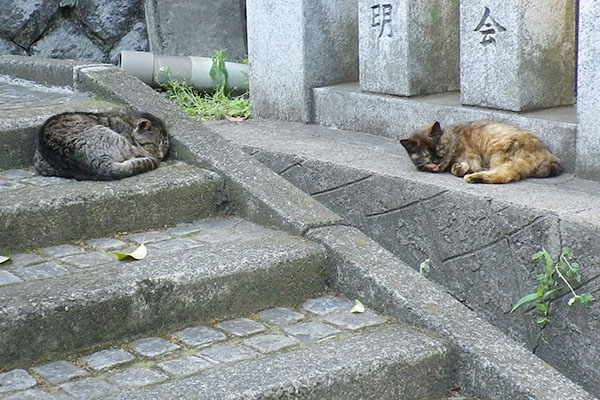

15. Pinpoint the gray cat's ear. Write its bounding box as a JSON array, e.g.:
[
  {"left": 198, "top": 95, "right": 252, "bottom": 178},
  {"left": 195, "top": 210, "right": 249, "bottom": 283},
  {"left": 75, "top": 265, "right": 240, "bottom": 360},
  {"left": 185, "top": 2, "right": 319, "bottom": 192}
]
[
  {"left": 400, "top": 139, "right": 417, "bottom": 153},
  {"left": 136, "top": 119, "right": 152, "bottom": 131},
  {"left": 431, "top": 121, "right": 443, "bottom": 141}
]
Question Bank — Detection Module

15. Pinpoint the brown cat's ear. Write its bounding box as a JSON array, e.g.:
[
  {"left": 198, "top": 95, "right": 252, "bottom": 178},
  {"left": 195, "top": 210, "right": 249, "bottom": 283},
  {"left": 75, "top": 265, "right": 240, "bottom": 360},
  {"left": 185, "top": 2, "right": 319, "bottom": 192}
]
[
  {"left": 430, "top": 121, "right": 443, "bottom": 141},
  {"left": 400, "top": 139, "right": 418, "bottom": 153}
]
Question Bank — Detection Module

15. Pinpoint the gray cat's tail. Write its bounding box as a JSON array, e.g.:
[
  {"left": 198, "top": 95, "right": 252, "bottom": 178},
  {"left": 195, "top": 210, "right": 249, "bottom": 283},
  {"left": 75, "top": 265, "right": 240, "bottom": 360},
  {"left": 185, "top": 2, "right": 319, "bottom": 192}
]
[{"left": 97, "top": 157, "right": 160, "bottom": 180}]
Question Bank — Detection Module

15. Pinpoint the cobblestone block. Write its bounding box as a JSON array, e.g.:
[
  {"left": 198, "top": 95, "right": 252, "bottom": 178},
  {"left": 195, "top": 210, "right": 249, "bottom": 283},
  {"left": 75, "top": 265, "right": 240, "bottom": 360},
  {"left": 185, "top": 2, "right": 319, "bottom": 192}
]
[
  {"left": 128, "top": 337, "right": 180, "bottom": 358},
  {"left": 284, "top": 322, "right": 341, "bottom": 342},
  {"left": 3, "top": 389, "right": 55, "bottom": 399},
  {"left": 107, "top": 368, "right": 168, "bottom": 389},
  {"left": 173, "top": 326, "right": 226, "bottom": 347},
  {"left": 86, "top": 238, "right": 128, "bottom": 251},
  {"left": 146, "top": 239, "right": 200, "bottom": 253},
  {"left": 302, "top": 295, "right": 354, "bottom": 315},
  {"left": 15, "top": 262, "right": 69, "bottom": 281},
  {"left": 257, "top": 307, "right": 305, "bottom": 326},
  {"left": 124, "top": 231, "right": 171, "bottom": 244},
  {"left": 39, "top": 245, "right": 85, "bottom": 258},
  {"left": 0, "top": 270, "right": 22, "bottom": 286},
  {"left": 5, "top": 253, "right": 44, "bottom": 267},
  {"left": 32, "top": 360, "right": 89, "bottom": 384},
  {"left": 60, "top": 252, "right": 114, "bottom": 269},
  {"left": 243, "top": 334, "right": 300, "bottom": 353},
  {"left": 0, "top": 369, "right": 37, "bottom": 393},
  {"left": 157, "top": 356, "right": 213, "bottom": 377},
  {"left": 81, "top": 349, "right": 135, "bottom": 371},
  {"left": 198, "top": 344, "right": 258, "bottom": 363},
  {"left": 60, "top": 377, "right": 118, "bottom": 398},
  {"left": 322, "top": 310, "right": 387, "bottom": 330},
  {"left": 216, "top": 318, "right": 267, "bottom": 337}
]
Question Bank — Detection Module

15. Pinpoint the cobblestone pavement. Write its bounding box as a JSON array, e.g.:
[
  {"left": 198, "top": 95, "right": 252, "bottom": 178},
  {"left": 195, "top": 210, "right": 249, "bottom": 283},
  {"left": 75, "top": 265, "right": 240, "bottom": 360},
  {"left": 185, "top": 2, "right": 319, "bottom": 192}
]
[{"left": 0, "top": 294, "right": 391, "bottom": 399}]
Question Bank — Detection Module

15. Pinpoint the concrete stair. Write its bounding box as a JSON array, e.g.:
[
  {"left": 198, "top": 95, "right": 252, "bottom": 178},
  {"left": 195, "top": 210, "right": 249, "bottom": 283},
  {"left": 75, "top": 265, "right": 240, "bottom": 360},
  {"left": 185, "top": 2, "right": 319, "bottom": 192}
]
[{"left": 0, "top": 218, "right": 329, "bottom": 369}]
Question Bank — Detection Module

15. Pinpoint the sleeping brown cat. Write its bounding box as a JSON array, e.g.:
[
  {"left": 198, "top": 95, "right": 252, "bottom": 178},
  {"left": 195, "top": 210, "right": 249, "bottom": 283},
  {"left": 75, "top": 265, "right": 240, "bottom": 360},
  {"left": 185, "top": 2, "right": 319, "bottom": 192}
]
[{"left": 400, "top": 120, "right": 562, "bottom": 184}]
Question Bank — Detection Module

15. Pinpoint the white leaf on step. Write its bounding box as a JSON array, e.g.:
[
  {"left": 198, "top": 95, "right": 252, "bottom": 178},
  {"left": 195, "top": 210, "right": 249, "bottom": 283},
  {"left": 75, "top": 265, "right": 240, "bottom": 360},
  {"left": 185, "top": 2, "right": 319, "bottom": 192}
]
[{"left": 351, "top": 299, "right": 365, "bottom": 314}]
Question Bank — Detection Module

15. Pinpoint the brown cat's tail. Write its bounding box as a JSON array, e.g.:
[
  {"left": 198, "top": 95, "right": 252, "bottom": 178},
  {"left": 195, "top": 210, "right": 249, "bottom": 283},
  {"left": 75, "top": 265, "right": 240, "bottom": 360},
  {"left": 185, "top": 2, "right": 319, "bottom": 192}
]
[{"left": 533, "top": 160, "right": 562, "bottom": 178}]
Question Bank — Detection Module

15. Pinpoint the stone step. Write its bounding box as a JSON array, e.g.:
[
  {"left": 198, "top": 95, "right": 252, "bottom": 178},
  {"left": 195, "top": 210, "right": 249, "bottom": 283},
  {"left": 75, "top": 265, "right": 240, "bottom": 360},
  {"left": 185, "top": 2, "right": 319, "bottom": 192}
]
[
  {"left": 0, "top": 162, "right": 225, "bottom": 251},
  {"left": 0, "top": 73, "right": 125, "bottom": 170},
  {"left": 209, "top": 118, "right": 600, "bottom": 398},
  {"left": 0, "top": 217, "right": 329, "bottom": 369},
  {"left": 0, "top": 294, "right": 465, "bottom": 400}
]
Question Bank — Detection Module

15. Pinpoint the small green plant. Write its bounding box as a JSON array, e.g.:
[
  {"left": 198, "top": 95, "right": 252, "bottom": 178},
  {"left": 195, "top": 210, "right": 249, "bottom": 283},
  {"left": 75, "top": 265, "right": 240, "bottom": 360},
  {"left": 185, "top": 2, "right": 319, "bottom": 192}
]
[
  {"left": 511, "top": 247, "right": 595, "bottom": 327},
  {"left": 159, "top": 51, "right": 251, "bottom": 121}
]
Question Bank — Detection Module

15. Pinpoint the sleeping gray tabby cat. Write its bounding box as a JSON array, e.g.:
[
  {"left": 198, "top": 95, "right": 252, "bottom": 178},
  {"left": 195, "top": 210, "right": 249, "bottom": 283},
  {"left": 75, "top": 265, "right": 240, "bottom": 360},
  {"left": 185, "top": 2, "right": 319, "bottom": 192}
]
[{"left": 34, "top": 111, "right": 169, "bottom": 180}]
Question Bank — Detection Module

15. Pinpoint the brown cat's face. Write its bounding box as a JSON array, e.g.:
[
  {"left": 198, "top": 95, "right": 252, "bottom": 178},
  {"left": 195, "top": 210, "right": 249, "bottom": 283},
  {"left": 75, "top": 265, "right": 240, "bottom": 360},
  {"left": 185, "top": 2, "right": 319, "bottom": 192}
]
[
  {"left": 400, "top": 122, "right": 451, "bottom": 172},
  {"left": 131, "top": 113, "right": 170, "bottom": 160}
]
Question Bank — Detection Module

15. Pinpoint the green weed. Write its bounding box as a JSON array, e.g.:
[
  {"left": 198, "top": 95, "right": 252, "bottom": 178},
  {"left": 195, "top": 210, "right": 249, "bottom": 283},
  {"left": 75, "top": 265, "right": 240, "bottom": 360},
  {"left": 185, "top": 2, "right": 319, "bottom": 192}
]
[
  {"left": 511, "top": 247, "right": 595, "bottom": 327},
  {"left": 159, "top": 51, "right": 251, "bottom": 122}
]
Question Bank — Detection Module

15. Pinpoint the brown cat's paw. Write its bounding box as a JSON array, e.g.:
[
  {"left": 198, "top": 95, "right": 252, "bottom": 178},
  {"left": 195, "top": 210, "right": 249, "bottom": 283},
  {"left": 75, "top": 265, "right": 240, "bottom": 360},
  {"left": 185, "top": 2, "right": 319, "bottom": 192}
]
[
  {"left": 451, "top": 162, "right": 470, "bottom": 177},
  {"left": 464, "top": 172, "right": 485, "bottom": 183}
]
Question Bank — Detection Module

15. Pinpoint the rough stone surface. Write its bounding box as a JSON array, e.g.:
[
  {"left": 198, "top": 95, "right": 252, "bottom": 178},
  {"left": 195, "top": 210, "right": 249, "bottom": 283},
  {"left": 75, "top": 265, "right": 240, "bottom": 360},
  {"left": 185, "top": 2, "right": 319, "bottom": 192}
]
[
  {"left": 284, "top": 322, "right": 341, "bottom": 342},
  {"left": 460, "top": 0, "right": 576, "bottom": 111},
  {"left": 198, "top": 344, "right": 258, "bottom": 363},
  {"left": 60, "top": 377, "right": 119, "bottom": 398},
  {"left": 157, "top": 356, "right": 212, "bottom": 377},
  {"left": 0, "top": 369, "right": 37, "bottom": 393},
  {"left": 243, "top": 334, "right": 300, "bottom": 353},
  {"left": 256, "top": 307, "right": 305, "bottom": 326},
  {"left": 144, "top": 0, "right": 247, "bottom": 61},
  {"left": 173, "top": 326, "right": 226, "bottom": 348},
  {"left": 81, "top": 349, "right": 136, "bottom": 371},
  {"left": 107, "top": 368, "right": 168, "bottom": 388},
  {"left": 215, "top": 318, "right": 267, "bottom": 337},
  {"left": 128, "top": 337, "right": 180, "bottom": 358},
  {"left": 0, "top": 0, "right": 148, "bottom": 63},
  {"left": 577, "top": 1, "right": 600, "bottom": 179},
  {"left": 32, "top": 360, "right": 89, "bottom": 384},
  {"left": 358, "top": 0, "right": 459, "bottom": 96},
  {"left": 247, "top": 0, "right": 358, "bottom": 122}
]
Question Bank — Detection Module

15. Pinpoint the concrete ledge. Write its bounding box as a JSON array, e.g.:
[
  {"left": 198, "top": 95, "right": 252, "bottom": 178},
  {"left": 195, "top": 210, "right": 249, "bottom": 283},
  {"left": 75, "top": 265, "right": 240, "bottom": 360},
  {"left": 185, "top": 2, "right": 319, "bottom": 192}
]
[
  {"left": 0, "top": 163, "right": 225, "bottom": 251},
  {"left": 112, "top": 325, "right": 451, "bottom": 400},
  {"left": 313, "top": 83, "right": 577, "bottom": 173},
  {"left": 306, "top": 225, "right": 595, "bottom": 400},
  {"left": 0, "top": 219, "right": 328, "bottom": 368}
]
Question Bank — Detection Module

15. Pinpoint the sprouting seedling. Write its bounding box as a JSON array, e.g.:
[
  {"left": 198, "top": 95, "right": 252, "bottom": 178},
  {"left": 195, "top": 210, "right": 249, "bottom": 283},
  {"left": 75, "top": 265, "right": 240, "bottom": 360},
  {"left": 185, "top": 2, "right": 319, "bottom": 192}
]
[{"left": 511, "top": 247, "right": 595, "bottom": 327}]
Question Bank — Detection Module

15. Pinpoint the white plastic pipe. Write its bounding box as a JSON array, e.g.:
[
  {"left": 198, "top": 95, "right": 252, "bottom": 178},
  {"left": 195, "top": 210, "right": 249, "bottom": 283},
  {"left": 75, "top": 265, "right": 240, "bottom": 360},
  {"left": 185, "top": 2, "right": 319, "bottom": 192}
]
[{"left": 118, "top": 50, "right": 248, "bottom": 92}]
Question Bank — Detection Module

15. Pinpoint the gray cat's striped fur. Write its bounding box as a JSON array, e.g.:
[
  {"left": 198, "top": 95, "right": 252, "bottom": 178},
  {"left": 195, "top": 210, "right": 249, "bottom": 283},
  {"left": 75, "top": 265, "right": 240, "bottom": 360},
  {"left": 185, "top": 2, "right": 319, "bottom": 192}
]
[{"left": 34, "top": 111, "right": 169, "bottom": 181}]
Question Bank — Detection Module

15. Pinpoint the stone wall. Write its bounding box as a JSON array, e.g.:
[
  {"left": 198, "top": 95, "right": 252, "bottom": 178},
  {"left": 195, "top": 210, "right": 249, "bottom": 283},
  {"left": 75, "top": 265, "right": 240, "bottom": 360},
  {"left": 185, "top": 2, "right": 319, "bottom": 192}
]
[{"left": 0, "top": 0, "right": 149, "bottom": 64}]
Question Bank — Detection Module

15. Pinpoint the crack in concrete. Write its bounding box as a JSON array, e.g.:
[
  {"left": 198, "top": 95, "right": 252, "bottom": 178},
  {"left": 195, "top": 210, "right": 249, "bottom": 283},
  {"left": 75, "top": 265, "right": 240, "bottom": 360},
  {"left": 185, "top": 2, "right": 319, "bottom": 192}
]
[
  {"left": 310, "top": 174, "right": 374, "bottom": 196},
  {"left": 364, "top": 190, "right": 449, "bottom": 219}
]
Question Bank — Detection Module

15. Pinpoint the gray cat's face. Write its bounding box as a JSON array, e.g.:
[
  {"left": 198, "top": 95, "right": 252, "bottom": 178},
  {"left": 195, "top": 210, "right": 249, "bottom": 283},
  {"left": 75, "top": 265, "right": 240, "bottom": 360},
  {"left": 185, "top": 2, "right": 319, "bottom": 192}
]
[{"left": 131, "top": 116, "right": 169, "bottom": 160}]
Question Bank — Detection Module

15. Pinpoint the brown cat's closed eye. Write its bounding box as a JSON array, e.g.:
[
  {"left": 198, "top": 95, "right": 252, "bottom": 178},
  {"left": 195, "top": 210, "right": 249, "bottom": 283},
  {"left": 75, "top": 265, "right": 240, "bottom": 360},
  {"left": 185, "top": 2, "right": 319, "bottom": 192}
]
[
  {"left": 34, "top": 111, "right": 169, "bottom": 181},
  {"left": 400, "top": 120, "right": 561, "bottom": 184}
]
